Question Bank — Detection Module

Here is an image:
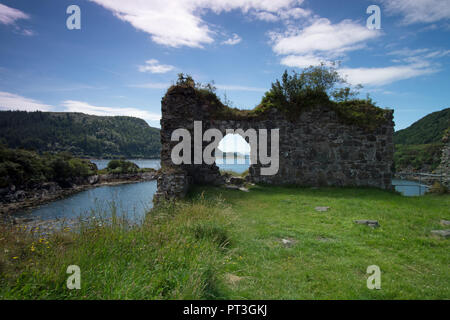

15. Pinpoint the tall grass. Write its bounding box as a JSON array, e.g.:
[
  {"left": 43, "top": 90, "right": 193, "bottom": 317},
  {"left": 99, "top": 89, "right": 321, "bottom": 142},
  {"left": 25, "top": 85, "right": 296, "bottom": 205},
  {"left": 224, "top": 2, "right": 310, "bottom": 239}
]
[
  {"left": 0, "top": 195, "right": 234, "bottom": 299},
  {"left": 2, "top": 186, "right": 449, "bottom": 299}
]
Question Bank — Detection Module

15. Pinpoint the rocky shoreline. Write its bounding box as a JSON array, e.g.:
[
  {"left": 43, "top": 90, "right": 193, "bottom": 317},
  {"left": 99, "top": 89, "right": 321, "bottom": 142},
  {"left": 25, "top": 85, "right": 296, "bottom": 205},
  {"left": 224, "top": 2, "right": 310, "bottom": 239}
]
[
  {"left": 0, "top": 171, "right": 159, "bottom": 217},
  {"left": 394, "top": 171, "right": 446, "bottom": 186}
]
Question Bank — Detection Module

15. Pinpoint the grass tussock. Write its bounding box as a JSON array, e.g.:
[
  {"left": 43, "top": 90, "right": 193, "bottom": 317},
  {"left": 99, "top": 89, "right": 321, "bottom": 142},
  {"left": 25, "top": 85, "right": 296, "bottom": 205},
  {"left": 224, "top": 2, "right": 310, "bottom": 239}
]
[{"left": 0, "top": 195, "right": 234, "bottom": 300}]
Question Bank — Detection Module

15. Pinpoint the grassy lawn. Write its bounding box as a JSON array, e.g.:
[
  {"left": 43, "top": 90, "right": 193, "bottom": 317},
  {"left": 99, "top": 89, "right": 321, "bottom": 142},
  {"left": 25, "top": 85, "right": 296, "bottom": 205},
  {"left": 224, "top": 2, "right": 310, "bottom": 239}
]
[
  {"left": 1, "top": 185, "right": 449, "bottom": 299},
  {"left": 194, "top": 185, "right": 449, "bottom": 299}
]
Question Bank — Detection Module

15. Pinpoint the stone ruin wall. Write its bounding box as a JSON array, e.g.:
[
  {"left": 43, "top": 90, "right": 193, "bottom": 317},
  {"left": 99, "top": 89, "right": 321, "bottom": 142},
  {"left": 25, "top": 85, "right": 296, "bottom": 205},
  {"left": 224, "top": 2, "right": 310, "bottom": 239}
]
[
  {"left": 438, "top": 132, "right": 449, "bottom": 187},
  {"left": 154, "top": 86, "right": 395, "bottom": 202}
]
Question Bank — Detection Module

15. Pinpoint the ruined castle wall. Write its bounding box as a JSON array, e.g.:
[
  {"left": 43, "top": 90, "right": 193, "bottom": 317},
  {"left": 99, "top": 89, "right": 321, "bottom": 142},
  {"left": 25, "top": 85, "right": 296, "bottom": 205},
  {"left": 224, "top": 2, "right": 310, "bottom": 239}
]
[
  {"left": 438, "top": 133, "right": 449, "bottom": 187},
  {"left": 155, "top": 86, "right": 395, "bottom": 202}
]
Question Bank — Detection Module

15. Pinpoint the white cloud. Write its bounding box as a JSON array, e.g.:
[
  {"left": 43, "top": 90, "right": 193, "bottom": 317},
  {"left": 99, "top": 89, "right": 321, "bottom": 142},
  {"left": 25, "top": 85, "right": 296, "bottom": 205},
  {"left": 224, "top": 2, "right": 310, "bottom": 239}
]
[
  {"left": 340, "top": 46, "right": 447, "bottom": 86},
  {"left": 21, "top": 29, "right": 34, "bottom": 36},
  {"left": 253, "top": 7, "right": 311, "bottom": 22},
  {"left": 339, "top": 64, "right": 437, "bottom": 86},
  {"left": 61, "top": 100, "right": 161, "bottom": 122},
  {"left": 280, "top": 54, "right": 327, "bottom": 68},
  {"left": 222, "top": 33, "right": 242, "bottom": 45},
  {"left": 271, "top": 18, "right": 381, "bottom": 68},
  {"left": 0, "top": 92, "right": 53, "bottom": 111},
  {"left": 379, "top": 0, "right": 450, "bottom": 24},
  {"left": 138, "top": 59, "right": 175, "bottom": 74},
  {"left": 253, "top": 11, "right": 279, "bottom": 22},
  {"left": 0, "top": 3, "right": 29, "bottom": 25},
  {"left": 272, "top": 18, "right": 380, "bottom": 56},
  {"left": 89, "top": 0, "right": 303, "bottom": 48},
  {"left": 279, "top": 7, "right": 310, "bottom": 20}
]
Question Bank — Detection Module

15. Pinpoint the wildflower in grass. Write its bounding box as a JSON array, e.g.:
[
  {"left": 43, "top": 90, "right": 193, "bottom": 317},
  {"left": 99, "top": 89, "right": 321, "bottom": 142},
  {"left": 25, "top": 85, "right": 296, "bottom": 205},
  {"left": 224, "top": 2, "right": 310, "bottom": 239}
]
[{"left": 12, "top": 256, "right": 18, "bottom": 259}]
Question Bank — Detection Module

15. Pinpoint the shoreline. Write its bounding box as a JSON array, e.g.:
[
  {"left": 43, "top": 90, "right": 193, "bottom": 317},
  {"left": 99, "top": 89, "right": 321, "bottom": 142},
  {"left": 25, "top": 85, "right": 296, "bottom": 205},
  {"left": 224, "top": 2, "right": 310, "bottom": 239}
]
[{"left": 0, "top": 172, "right": 158, "bottom": 219}]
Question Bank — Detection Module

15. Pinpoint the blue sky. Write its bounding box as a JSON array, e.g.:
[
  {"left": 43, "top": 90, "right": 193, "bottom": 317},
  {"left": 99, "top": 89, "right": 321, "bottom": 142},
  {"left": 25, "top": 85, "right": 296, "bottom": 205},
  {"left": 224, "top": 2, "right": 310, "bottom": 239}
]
[{"left": 0, "top": 0, "right": 449, "bottom": 130}]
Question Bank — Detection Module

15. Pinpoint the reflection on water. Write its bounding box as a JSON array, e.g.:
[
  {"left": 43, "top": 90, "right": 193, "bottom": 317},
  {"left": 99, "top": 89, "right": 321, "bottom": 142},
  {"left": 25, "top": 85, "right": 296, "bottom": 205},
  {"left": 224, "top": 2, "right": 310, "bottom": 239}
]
[
  {"left": 392, "top": 179, "right": 429, "bottom": 196},
  {"left": 15, "top": 181, "right": 157, "bottom": 224}
]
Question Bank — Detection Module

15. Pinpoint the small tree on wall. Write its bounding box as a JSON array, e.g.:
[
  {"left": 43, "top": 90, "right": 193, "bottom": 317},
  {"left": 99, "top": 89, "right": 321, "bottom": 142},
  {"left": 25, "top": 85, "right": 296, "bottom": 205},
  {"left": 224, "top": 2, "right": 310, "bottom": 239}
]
[{"left": 259, "top": 63, "right": 364, "bottom": 116}]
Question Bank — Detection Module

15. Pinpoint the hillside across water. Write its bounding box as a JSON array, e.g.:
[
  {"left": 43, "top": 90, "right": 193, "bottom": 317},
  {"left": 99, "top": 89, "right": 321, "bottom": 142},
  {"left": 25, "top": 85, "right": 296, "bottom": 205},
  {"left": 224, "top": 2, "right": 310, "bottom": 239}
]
[
  {"left": 0, "top": 111, "right": 161, "bottom": 158},
  {"left": 394, "top": 108, "right": 449, "bottom": 173}
]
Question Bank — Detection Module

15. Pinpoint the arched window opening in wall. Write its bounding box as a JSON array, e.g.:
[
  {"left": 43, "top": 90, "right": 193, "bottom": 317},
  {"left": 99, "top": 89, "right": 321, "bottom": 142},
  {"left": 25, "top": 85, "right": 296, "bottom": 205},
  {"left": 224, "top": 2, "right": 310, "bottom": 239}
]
[{"left": 216, "top": 133, "right": 251, "bottom": 175}]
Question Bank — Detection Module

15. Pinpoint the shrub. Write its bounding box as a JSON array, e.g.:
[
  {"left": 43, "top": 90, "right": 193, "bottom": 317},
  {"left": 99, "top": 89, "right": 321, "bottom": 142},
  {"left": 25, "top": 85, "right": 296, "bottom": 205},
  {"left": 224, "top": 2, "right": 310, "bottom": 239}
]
[
  {"left": 106, "top": 159, "right": 139, "bottom": 174},
  {"left": 171, "top": 67, "right": 391, "bottom": 129},
  {"left": 258, "top": 64, "right": 349, "bottom": 116},
  {"left": 0, "top": 145, "right": 97, "bottom": 187},
  {"left": 427, "top": 181, "right": 449, "bottom": 194}
]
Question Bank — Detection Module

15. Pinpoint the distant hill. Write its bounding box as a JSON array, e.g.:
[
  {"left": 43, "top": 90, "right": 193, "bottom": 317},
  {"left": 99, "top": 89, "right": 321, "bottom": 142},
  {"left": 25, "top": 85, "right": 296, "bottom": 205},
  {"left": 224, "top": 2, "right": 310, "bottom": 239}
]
[
  {"left": 394, "top": 108, "right": 450, "bottom": 145},
  {"left": 0, "top": 111, "right": 161, "bottom": 158},
  {"left": 393, "top": 108, "right": 449, "bottom": 173}
]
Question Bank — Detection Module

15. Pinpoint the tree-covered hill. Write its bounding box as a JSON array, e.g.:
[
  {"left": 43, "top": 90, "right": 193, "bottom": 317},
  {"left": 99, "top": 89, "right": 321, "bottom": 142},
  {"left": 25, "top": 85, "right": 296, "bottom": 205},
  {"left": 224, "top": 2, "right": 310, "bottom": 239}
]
[
  {"left": 394, "top": 108, "right": 450, "bottom": 145},
  {"left": 0, "top": 111, "right": 161, "bottom": 158},
  {"left": 393, "top": 108, "right": 449, "bottom": 172}
]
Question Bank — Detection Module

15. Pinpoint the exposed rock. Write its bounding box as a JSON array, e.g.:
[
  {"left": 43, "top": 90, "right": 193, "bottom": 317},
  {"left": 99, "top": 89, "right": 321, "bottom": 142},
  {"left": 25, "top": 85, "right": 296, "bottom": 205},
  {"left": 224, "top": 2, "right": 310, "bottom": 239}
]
[
  {"left": 239, "top": 187, "right": 249, "bottom": 192},
  {"left": 354, "top": 220, "right": 380, "bottom": 228},
  {"left": 440, "top": 220, "right": 450, "bottom": 226},
  {"left": 315, "top": 206, "right": 330, "bottom": 212},
  {"left": 437, "top": 131, "right": 449, "bottom": 188},
  {"left": 431, "top": 230, "right": 450, "bottom": 238},
  {"left": 281, "top": 238, "right": 297, "bottom": 247},
  {"left": 14, "top": 190, "right": 26, "bottom": 201},
  {"left": 229, "top": 177, "right": 245, "bottom": 185},
  {"left": 88, "top": 175, "right": 99, "bottom": 185}
]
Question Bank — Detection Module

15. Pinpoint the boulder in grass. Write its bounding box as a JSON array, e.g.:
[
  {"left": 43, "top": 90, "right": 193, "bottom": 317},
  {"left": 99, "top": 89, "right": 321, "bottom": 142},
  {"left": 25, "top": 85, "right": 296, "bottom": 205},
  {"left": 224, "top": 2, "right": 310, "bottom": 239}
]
[
  {"left": 315, "top": 206, "right": 330, "bottom": 212},
  {"left": 229, "top": 177, "right": 245, "bottom": 185},
  {"left": 431, "top": 230, "right": 450, "bottom": 239},
  {"left": 281, "top": 238, "right": 297, "bottom": 247},
  {"left": 440, "top": 220, "right": 450, "bottom": 226},
  {"left": 354, "top": 220, "right": 380, "bottom": 228}
]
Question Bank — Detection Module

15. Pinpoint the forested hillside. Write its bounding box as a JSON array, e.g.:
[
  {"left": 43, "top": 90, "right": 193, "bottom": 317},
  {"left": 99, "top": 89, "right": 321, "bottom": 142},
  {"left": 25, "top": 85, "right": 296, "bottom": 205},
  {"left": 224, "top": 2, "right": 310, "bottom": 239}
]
[
  {"left": 394, "top": 108, "right": 449, "bottom": 172},
  {"left": 0, "top": 111, "right": 161, "bottom": 158},
  {"left": 394, "top": 108, "right": 450, "bottom": 145}
]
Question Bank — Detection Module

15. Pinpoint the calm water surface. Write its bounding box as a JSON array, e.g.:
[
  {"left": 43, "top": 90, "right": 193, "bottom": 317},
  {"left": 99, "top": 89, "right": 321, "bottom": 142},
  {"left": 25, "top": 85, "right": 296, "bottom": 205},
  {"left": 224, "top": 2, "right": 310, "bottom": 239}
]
[
  {"left": 392, "top": 179, "right": 429, "bottom": 196},
  {"left": 16, "top": 181, "right": 157, "bottom": 224}
]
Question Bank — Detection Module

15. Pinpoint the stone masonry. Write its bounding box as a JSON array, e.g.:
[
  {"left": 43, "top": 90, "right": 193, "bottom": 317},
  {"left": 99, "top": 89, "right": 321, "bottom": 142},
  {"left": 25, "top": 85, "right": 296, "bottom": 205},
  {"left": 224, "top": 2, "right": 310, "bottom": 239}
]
[
  {"left": 438, "top": 131, "right": 449, "bottom": 187},
  {"left": 154, "top": 86, "right": 395, "bottom": 202}
]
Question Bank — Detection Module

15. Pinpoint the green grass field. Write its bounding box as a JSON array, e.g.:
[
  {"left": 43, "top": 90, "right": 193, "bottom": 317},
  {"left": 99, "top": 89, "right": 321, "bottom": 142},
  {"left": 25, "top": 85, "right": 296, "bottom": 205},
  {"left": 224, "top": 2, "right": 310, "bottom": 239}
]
[{"left": 1, "top": 186, "right": 449, "bottom": 299}]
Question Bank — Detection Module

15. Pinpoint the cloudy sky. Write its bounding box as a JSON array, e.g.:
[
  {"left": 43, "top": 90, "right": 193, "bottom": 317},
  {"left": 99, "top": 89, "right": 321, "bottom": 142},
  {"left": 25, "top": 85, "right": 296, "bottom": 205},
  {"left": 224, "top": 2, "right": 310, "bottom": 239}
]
[{"left": 0, "top": 0, "right": 449, "bottom": 130}]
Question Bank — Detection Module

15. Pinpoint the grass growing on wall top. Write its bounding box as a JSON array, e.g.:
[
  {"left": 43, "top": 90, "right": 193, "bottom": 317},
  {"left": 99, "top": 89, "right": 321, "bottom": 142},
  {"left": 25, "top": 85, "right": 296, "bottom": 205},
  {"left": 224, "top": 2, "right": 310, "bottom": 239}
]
[{"left": 169, "top": 68, "right": 392, "bottom": 130}]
